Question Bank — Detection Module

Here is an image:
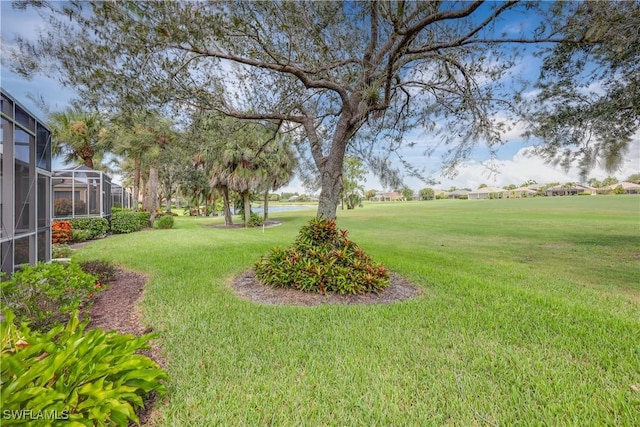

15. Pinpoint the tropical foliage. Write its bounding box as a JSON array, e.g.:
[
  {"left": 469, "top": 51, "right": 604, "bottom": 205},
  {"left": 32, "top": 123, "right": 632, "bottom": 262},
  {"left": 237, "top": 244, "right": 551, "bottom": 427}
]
[
  {"left": 1, "top": 310, "right": 167, "bottom": 426},
  {"left": 0, "top": 262, "right": 103, "bottom": 331},
  {"left": 48, "top": 107, "right": 110, "bottom": 169},
  {"left": 255, "top": 218, "right": 390, "bottom": 294}
]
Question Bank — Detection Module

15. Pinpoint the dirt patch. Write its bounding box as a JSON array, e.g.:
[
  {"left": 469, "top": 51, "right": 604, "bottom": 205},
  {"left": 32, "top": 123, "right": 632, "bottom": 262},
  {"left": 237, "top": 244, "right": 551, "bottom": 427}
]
[{"left": 230, "top": 268, "right": 423, "bottom": 306}]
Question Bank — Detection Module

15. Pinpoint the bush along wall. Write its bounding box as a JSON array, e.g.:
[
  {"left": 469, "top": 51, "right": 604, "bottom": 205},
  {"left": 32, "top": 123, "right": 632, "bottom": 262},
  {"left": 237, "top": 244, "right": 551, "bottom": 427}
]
[
  {"left": 255, "top": 217, "right": 390, "bottom": 294},
  {"left": 0, "top": 262, "right": 104, "bottom": 331},
  {"left": 68, "top": 217, "right": 109, "bottom": 241},
  {"left": 110, "top": 210, "right": 142, "bottom": 234}
]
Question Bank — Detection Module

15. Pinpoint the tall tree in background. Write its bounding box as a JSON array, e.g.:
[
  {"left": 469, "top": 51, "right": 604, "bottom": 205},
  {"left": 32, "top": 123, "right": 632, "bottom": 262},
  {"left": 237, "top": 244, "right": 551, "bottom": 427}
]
[
  {"left": 341, "top": 157, "right": 366, "bottom": 210},
  {"left": 11, "top": 1, "right": 599, "bottom": 220},
  {"left": 108, "top": 111, "right": 176, "bottom": 224},
  {"left": 526, "top": 1, "right": 640, "bottom": 179},
  {"left": 48, "top": 107, "right": 110, "bottom": 169}
]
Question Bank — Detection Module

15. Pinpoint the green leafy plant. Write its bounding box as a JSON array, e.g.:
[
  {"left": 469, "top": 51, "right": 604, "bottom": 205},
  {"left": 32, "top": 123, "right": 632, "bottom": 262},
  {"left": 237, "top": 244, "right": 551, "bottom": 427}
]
[
  {"left": 1, "top": 310, "right": 168, "bottom": 426},
  {"left": 255, "top": 217, "right": 390, "bottom": 294},
  {"left": 0, "top": 262, "right": 103, "bottom": 331},
  {"left": 137, "top": 211, "right": 151, "bottom": 229},
  {"left": 71, "top": 229, "right": 91, "bottom": 243},
  {"left": 154, "top": 215, "right": 175, "bottom": 229},
  {"left": 110, "top": 210, "right": 142, "bottom": 234},
  {"left": 69, "top": 217, "right": 109, "bottom": 240},
  {"left": 78, "top": 260, "right": 117, "bottom": 284},
  {"left": 239, "top": 211, "right": 264, "bottom": 227}
]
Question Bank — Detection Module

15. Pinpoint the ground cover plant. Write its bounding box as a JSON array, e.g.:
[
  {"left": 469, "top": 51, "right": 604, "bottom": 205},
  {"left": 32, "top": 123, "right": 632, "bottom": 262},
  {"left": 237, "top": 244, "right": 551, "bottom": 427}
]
[
  {"left": 0, "top": 262, "right": 104, "bottom": 331},
  {"left": 72, "top": 196, "right": 640, "bottom": 425},
  {"left": 255, "top": 217, "right": 389, "bottom": 294},
  {"left": 1, "top": 310, "right": 167, "bottom": 426}
]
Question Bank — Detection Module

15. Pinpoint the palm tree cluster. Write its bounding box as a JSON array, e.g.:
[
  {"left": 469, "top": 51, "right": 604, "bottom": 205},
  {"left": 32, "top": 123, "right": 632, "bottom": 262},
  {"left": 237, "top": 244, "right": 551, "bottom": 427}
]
[{"left": 49, "top": 107, "right": 296, "bottom": 227}]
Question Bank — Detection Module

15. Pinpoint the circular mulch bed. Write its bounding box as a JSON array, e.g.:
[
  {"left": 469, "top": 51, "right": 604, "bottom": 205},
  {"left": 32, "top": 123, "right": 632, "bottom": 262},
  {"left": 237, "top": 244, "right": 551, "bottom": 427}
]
[{"left": 230, "top": 268, "right": 423, "bottom": 306}]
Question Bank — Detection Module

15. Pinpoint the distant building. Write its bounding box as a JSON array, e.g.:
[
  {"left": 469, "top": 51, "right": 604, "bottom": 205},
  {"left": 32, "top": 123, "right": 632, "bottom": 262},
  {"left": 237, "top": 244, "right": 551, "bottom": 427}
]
[
  {"left": 546, "top": 183, "right": 596, "bottom": 196},
  {"left": 468, "top": 186, "right": 506, "bottom": 200},
  {"left": 1, "top": 89, "right": 52, "bottom": 274},
  {"left": 373, "top": 191, "right": 404, "bottom": 201},
  {"left": 604, "top": 181, "right": 640, "bottom": 194}
]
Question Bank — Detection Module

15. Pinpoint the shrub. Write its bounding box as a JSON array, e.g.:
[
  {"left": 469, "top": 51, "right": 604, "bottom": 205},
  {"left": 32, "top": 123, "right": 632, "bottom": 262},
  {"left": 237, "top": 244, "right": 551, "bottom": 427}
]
[
  {"left": 69, "top": 217, "right": 109, "bottom": 240},
  {"left": 53, "top": 198, "right": 73, "bottom": 216},
  {"left": 110, "top": 210, "right": 142, "bottom": 234},
  {"left": 79, "top": 259, "right": 117, "bottom": 284},
  {"left": 52, "top": 221, "right": 73, "bottom": 244},
  {"left": 1, "top": 310, "right": 168, "bottom": 426},
  {"left": 137, "top": 211, "right": 151, "bottom": 228},
  {"left": 255, "top": 217, "right": 390, "bottom": 295},
  {"left": 154, "top": 215, "right": 175, "bottom": 229},
  {"left": 0, "top": 262, "right": 103, "bottom": 331},
  {"left": 238, "top": 211, "right": 264, "bottom": 227}
]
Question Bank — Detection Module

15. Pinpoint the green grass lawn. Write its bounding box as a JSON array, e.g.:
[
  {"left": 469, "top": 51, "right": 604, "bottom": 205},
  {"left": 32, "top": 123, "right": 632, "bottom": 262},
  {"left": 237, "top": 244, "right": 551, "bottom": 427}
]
[{"left": 75, "top": 196, "right": 640, "bottom": 426}]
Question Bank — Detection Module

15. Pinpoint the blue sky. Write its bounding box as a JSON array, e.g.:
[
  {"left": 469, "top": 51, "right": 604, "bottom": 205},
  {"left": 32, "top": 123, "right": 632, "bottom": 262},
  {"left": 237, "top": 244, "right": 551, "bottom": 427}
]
[{"left": 2, "top": 2, "right": 638, "bottom": 192}]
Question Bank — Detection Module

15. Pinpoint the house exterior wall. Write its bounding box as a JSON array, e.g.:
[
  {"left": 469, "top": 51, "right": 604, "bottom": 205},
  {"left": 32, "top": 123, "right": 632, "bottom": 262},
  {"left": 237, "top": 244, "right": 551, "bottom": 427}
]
[{"left": 1, "top": 89, "right": 52, "bottom": 275}]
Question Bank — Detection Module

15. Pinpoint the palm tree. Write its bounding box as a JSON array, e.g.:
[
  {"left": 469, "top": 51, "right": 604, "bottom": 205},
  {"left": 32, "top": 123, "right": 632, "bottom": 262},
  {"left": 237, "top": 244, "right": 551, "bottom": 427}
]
[
  {"left": 260, "top": 136, "right": 296, "bottom": 221},
  {"left": 49, "top": 107, "right": 110, "bottom": 169}
]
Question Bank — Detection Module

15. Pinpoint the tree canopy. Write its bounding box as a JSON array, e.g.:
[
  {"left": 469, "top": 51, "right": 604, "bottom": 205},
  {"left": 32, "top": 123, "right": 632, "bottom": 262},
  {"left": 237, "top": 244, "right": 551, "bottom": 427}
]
[
  {"left": 525, "top": 1, "right": 640, "bottom": 179},
  {"left": 10, "top": 1, "right": 638, "bottom": 218},
  {"left": 48, "top": 106, "right": 110, "bottom": 169}
]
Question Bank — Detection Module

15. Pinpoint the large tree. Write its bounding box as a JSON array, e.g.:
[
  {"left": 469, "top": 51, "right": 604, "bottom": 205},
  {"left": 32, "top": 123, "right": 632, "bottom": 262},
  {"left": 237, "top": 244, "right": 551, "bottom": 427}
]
[{"left": 13, "top": 1, "right": 631, "bottom": 218}]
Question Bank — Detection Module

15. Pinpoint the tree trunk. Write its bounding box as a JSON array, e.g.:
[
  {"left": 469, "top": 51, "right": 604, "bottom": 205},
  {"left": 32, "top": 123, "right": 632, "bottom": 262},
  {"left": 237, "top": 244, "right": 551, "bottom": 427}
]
[
  {"left": 221, "top": 185, "right": 233, "bottom": 225},
  {"left": 263, "top": 190, "right": 269, "bottom": 221},
  {"left": 133, "top": 157, "right": 141, "bottom": 211},
  {"left": 317, "top": 166, "right": 344, "bottom": 219},
  {"left": 243, "top": 190, "right": 251, "bottom": 228},
  {"left": 145, "top": 166, "right": 159, "bottom": 226},
  {"left": 316, "top": 130, "right": 350, "bottom": 219}
]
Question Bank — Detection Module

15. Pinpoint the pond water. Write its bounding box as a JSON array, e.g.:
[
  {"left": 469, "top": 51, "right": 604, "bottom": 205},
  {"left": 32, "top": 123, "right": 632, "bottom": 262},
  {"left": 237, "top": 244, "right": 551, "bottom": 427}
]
[{"left": 252, "top": 205, "right": 316, "bottom": 213}]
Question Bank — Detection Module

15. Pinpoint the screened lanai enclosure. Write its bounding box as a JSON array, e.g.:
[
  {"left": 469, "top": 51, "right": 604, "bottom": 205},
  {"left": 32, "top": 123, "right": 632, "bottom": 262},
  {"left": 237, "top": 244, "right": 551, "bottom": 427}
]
[
  {"left": 52, "top": 166, "right": 112, "bottom": 219},
  {"left": 1, "top": 89, "right": 52, "bottom": 274},
  {"left": 111, "top": 182, "right": 134, "bottom": 210}
]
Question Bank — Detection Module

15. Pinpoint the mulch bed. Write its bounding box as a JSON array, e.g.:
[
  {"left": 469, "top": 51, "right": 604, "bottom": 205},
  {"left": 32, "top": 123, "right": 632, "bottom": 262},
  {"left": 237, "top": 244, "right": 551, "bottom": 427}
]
[
  {"left": 85, "top": 266, "right": 162, "bottom": 426},
  {"left": 231, "top": 268, "right": 423, "bottom": 306}
]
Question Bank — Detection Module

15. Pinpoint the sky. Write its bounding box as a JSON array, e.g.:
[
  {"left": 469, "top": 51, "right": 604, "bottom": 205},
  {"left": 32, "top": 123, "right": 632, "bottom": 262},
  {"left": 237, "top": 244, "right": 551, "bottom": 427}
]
[{"left": 1, "top": 2, "right": 638, "bottom": 193}]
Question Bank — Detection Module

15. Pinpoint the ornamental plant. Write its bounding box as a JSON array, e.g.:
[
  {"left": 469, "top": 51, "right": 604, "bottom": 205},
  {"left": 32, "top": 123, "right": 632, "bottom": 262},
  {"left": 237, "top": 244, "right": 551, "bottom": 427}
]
[
  {"left": 0, "top": 262, "right": 104, "bottom": 331},
  {"left": 1, "top": 310, "right": 168, "bottom": 426},
  {"left": 153, "top": 214, "right": 175, "bottom": 229},
  {"left": 51, "top": 221, "right": 72, "bottom": 244},
  {"left": 254, "top": 217, "right": 390, "bottom": 294}
]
